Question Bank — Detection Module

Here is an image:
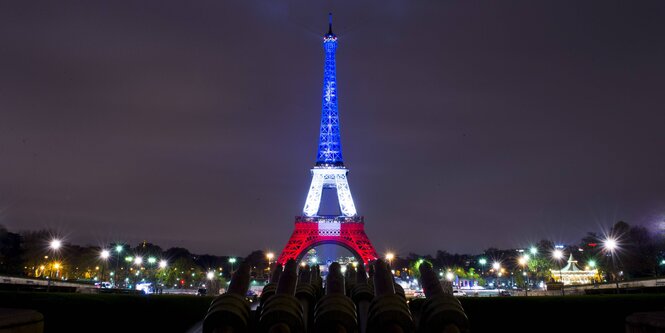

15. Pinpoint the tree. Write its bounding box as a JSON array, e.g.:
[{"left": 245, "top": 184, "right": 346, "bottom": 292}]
[
  {"left": 19, "top": 229, "right": 52, "bottom": 277},
  {"left": 0, "top": 226, "right": 22, "bottom": 275},
  {"left": 624, "top": 225, "right": 658, "bottom": 278}
]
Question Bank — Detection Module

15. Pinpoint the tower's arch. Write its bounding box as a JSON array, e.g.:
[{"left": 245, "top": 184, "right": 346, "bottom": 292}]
[
  {"left": 278, "top": 220, "right": 377, "bottom": 265},
  {"left": 294, "top": 240, "right": 363, "bottom": 264}
]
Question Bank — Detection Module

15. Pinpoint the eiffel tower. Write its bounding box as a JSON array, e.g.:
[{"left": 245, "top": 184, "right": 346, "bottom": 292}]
[{"left": 277, "top": 15, "right": 378, "bottom": 265}]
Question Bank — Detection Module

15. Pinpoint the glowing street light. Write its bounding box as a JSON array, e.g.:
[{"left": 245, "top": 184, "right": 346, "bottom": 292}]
[
  {"left": 115, "top": 245, "right": 123, "bottom": 253},
  {"left": 207, "top": 271, "right": 215, "bottom": 280},
  {"left": 603, "top": 238, "right": 617, "bottom": 252},
  {"left": 159, "top": 260, "right": 168, "bottom": 269},
  {"left": 229, "top": 257, "right": 237, "bottom": 272},
  {"left": 492, "top": 262, "right": 501, "bottom": 293},
  {"left": 552, "top": 249, "right": 565, "bottom": 296},
  {"left": 445, "top": 271, "right": 455, "bottom": 281},
  {"left": 50, "top": 239, "right": 62, "bottom": 251},
  {"left": 492, "top": 262, "right": 501, "bottom": 270},
  {"left": 134, "top": 256, "right": 143, "bottom": 266},
  {"left": 147, "top": 257, "right": 157, "bottom": 265},
  {"left": 52, "top": 262, "right": 61, "bottom": 279},
  {"left": 386, "top": 252, "right": 395, "bottom": 266},
  {"left": 530, "top": 247, "right": 538, "bottom": 255},
  {"left": 603, "top": 237, "right": 620, "bottom": 292},
  {"left": 518, "top": 255, "right": 529, "bottom": 296},
  {"left": 266, "top": 252, "right": 275, "bottom": 266},
  {"left": 99, "top": 249, "right": 111, "bottom": 282},
  {"left": 552, "top": 249, "right": 564, "bottom": 260},
  {"left": 518, "top": 256, "right": 528, "bottom": 266}
]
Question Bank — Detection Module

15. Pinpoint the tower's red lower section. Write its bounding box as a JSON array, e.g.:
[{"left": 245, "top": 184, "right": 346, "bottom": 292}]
[{"left": 277, "top": 216, "right": 378, "bottom": 265}]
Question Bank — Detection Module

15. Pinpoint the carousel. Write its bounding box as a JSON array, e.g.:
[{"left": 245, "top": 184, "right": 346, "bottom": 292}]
[{"left": 551, "top": 254, "right": 599, "bottom": 285}]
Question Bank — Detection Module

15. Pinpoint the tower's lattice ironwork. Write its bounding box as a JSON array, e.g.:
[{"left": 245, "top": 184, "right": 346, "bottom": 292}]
[{"left": 278, "top": 15, "right": 378, "bottom": 265}]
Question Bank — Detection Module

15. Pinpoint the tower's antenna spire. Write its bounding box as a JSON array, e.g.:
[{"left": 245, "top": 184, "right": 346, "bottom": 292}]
[{"left": 328, "top": 12, "right": 333, "bottom": 35}]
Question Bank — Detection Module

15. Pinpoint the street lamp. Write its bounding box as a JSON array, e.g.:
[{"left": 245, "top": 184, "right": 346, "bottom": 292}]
[
  {"left": 552, "top": 249, "right": 564, "bottom": 296},
  {"left": 113, "top": 245, "right": 123, "bottom": 287},
  {"left": 478, "top": 258, "right": 487, "bottom": 277},
  {"left": 492, "top": 262, "right": 501, "bottom": 294},
  {"left": 588, "top": 260, "right": 598, "bottom": 286},
  {"left": 530, "top": 247, "right": 538, "bottom": 255},
  {"left": 159, "top": 260, "right": 168, "bottom": 269},
  {"left": 229, "top": 257, "right": 237, "bottom": 273},
  {"left": 100, "top": 249, "right": 110, "bottom": 282},
  {"left": 518, "top": 255, "right": 529, "bottom": 296},
  {"left": 603, "top": 237, "right": 619, "bottom": 293},
  {"left": 50, "top": 239, "right": 62, "bottom": 251},
  {"left": 386, "top": 253, "right": 395, "bottom": 267},
  {"left": 53, "top": 262, "right": 61, "bottom": 278}
]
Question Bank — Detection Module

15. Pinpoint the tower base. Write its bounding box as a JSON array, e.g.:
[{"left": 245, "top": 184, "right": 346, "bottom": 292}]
[{"left": 277, "top": 216, "right": 378, "bottom": 265}]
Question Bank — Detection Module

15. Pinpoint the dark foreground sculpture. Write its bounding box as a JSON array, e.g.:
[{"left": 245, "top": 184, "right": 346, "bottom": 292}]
[{"left": 203, "top": 259, "right": 469, "bottom": 333}]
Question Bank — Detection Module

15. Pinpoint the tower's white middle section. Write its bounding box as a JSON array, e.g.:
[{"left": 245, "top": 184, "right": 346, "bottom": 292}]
[{"left": 303, "top": 167, "right": 357, "bottom": 217}]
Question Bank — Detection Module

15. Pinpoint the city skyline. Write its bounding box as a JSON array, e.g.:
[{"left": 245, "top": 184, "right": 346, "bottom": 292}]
[{"left": 1, "top": 1, "right": 664, "bottom": 256}]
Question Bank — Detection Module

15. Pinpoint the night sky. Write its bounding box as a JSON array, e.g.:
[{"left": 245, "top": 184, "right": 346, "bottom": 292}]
[{"left": 1, "top": 1, "right": 664, "bottom": 256}]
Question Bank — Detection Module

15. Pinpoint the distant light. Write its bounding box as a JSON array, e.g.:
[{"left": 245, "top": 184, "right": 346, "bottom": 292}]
[
  {"left": 134, "top": 257, "right": 143, "bottom": 265},
  {"left": 588, "top": 260, "right": 596, "bottom": 268},
  {"left": 553, "top": 249, "right": 564, "bottom": 260},
  {"left": 492, "top": 262, "right": 501, "bottom": 270},
  {"left": 53, "top": 262, "right": 61, "bottom": 270},
  {"left": 147, "top": 257, "right": 157, "bottom": 264},
  {"left": 386, "top": 253, "right": 395, "bottom": 261},
  {"left": 50, "top": 239, "right": 62, "bottom": 250},
  {"left": 518, "top": 256, "right": 528, "bottom": 266},
  {"left": 479, "top": 258, "right": 487, "bottom": 265},
  {"left": 206, "top": 271, "right": 214, "bottom": 280},
  {"left": 446, "top": 272, "right": 454, "bottom": 281},
  {"left": 159, "top": 260, "right": 168, "bottom": 269},
  {"left": 115, "top": 245, "right": 123, "bottom": 253},
  {"left": 100, "top": 250, "right": 110, "bottom": 259},
  {"left": 603, "top": 238, "right": 617, "bottom": 252},
  {"left": 125, "top": 256, "right": 133, "bottom": 262},
  {"left": 341, "top": 266, "right": 347, "bottom": 273},
  {"left": 310, "top": 257, "right": 318, "bottom": 264},
  {"left": 530, "top": 247, "right": 538, "bottom": 255},
  {"left": 266, "top": 252, "right": 275, "bottom": 260},
  {"left": 228, "top": 258, "right": 237, "bottom": 264}
]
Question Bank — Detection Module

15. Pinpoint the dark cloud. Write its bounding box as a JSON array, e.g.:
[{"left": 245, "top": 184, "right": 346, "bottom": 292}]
[{"left": 1, "top": 0, "right": 664, "bottom": 255}]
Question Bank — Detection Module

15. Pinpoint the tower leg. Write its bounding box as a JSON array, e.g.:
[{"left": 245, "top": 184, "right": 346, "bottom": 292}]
[
  {"left": 334, "top": 173, "right": 357, "bottom": 217},
  {"left": 303, "top": 172, "right": 325, "bottom": 217}
]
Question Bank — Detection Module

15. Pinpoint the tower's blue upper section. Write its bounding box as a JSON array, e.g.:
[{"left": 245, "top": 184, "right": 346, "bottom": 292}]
[{"left": 316, "top": 15, "right": 344, "bottom": 166}]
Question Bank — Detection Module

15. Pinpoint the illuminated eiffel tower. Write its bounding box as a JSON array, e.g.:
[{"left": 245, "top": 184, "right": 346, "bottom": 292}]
[{"left": 277, "top": 15, "right": 378, "bottom": 265}]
